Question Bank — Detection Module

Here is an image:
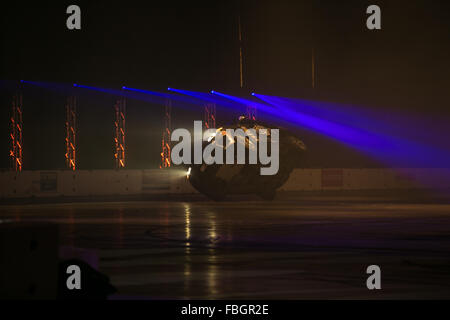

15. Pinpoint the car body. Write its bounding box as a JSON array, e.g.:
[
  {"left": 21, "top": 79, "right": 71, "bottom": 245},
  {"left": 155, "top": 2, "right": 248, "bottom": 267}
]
[{"left": 187, "top": 116, "right": 306, "bottom": 200}]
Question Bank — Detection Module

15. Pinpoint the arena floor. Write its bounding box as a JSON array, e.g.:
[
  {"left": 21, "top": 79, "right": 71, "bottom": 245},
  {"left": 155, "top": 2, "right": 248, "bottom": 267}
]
[{"left": 1, "top": 193, "right": 450, "bottom": 299}]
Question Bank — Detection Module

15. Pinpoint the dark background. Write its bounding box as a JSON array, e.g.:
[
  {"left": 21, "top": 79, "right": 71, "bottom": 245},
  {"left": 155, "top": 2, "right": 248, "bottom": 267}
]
[{"left": 1, "top": 0, "right": 449, "bottom": 170}]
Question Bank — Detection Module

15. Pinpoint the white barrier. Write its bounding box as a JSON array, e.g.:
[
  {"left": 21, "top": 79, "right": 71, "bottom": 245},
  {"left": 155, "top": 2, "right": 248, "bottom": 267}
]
[
  {"left": 0, "top": 168, "right": 449, "bottom": 199},
  {"left": 279, "top": 169, "right": 321, "bottom": 191}
]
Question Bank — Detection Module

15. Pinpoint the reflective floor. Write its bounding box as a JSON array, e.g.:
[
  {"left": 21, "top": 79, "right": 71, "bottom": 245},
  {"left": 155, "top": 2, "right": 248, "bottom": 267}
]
[{"left": 1, "top": 194, "right": 450, "bottom": 299}]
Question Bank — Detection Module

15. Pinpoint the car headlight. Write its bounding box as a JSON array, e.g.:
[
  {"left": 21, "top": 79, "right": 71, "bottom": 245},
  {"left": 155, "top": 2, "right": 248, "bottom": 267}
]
[{"left": 186, "top": 167, "right": 192, "bottom": 178}]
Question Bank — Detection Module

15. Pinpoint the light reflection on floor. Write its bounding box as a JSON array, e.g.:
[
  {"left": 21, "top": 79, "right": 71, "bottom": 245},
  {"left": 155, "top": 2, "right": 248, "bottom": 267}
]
[{"left": 1, "top": 196, "right": 450, "bottom": 299}]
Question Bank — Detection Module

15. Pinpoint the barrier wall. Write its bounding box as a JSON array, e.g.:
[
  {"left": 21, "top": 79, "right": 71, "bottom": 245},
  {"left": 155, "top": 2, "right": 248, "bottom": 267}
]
[
  {"left": 0, "top": 169, "right": 196, "bottom": 199},
  {"left": 1, "top": 168, "right": 450, "bottom": 199},
  {"left": 279, "top": 168, "right": 450, "bottom": 191}
]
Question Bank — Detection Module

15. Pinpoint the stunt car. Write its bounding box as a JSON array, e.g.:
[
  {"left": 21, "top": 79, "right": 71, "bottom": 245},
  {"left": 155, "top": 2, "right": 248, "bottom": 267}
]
[{"left": 186, "top": 116, "right": 306, "bottom": 201}]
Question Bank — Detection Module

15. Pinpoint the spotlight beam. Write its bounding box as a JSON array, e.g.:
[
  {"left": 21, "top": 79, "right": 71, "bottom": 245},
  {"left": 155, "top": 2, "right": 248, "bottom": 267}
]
[
  {"left": 122, "top": 86, "right": 170, "bottom": 99},
  {"left": 123, "top": 86, "right": 216, "bottom": 111},
  {"left": 253, "top": 93, "right": 450, "bottom": 168},
  {"left": 166, "top": 87, "right": 216, "bottom": 105},
  {"left": 168, "top": 88, "right": 249, "bottom": 111}
]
